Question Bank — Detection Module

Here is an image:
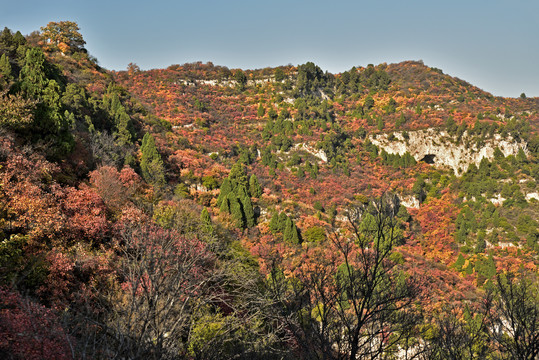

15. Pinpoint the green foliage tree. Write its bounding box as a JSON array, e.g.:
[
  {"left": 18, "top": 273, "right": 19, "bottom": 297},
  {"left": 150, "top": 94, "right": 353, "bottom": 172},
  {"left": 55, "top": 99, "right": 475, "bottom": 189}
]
[
  {"left": 228, "top": 193, "right": 245, "bottom": 228},
  {"left": 228, "top": 162, "right": 249, "bottom": 191},
  {"left": 200, "top": 208, "right": 214, "bottom": 235},
  {"left": 19, "top": 47, "right": 48, "bottom": 99},
  {"left": 0, "top": 53, "right": 12, "bottom": 89},
  {"left": 303, "top": 226, "right": 325, "bottom": 243},
  {"left": 257, "top": 103, "right": 265, "bottom": 118},
  {"left": 217, "top": 178, "right": 232, "bottom": 207},
  {"left": 140, "top": 133, "right": 165, "bottom": 188},
  {"left": 234, "top": 70, "right": 247, "bottom": 90},
  {"left": 274, "top": 68, "right": 285, "bottom": 82},
  {"left": 237, "top": 185, "right": 255, "bottom": 228},
  {"left": 364, "top": 96, "right": 374, "bottom": 110},
  {"left": 249, "top": 174, "right": 262, "bottom": 198}
]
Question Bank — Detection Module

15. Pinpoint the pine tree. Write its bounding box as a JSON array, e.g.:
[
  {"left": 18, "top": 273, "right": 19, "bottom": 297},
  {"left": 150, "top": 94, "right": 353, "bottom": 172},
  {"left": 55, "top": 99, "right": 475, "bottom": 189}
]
[
  {"left": 140, "top": 133, "right": 165, "bottom": 188},
  {"left": 249, "top": 174, "right": 262, "bottom": 198}
]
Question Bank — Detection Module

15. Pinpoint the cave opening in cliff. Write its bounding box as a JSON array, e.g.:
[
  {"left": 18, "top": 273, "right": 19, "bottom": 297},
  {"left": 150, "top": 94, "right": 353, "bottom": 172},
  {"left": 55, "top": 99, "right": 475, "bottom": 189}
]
[{"left": 420, "top": 154, "right": 436, "bottom": 164}]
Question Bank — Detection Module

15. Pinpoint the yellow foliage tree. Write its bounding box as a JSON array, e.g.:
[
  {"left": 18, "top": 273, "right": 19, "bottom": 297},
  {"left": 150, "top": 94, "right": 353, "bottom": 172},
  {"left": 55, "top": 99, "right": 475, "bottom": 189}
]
[{"left": 40, "top": 21, "right": 85, "bottom": 54}]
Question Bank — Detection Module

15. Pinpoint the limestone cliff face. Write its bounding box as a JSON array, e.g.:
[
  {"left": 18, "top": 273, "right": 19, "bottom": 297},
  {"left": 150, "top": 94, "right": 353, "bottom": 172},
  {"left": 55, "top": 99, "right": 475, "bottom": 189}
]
[{"left": 369, "top": 129, "right": 527, "bottom": 175}]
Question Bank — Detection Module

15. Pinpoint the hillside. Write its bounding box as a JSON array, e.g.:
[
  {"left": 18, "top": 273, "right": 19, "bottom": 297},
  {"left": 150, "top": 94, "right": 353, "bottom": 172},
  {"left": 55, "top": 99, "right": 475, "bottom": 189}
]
[{"left": 1, "top": 22, "right": 539, "bottom": 359}]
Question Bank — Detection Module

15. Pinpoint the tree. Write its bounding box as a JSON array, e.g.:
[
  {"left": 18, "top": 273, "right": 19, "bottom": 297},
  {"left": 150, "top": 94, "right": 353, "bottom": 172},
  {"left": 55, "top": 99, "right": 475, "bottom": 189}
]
[
  {"left": 228, "top": 162, "right": 249, "bottom": 191},
  {"left": 237, "top": 185, "right": 255, "bottom": 228},
  {"left": 228, "top": 193, "right": 245, "bottom": 228},
  {"left": 234, "top": 70, "right": 247, "bottom": 90},
  {"left": 274, "top": 68, "right": 285, "bottom": 82},
  {"left": 216, "top": 178, "right": 232, "bottom": 207},
  {"left": 264, "top": 196, "right": 420, "bottom": 359},
  {"left": 40, "top": 21, "right": 86, "bottom": 54},
  {"left": 489, "top": 273, "right": 539, "bottom": 359},
  {"left": 140, "top": 133, "right": 165, "bottom": 188},
  {"left": 0, "top": 90, "right": 36, "bottom": 128},
  {"left": 364, "top": 96, "right": 374, "bottom": 110},
  {"left": 19, "top": 47, "right": 48, "bottom": 99},
  {"left": 101, "top": 223, "right": 216, "bottom": 359},
  {"left": 200, "top": 208, "right": 214, "bottom": 235},
  {"left": 257, "top": 103, "right": 265, "bottom": 118},
  {"left": 269, "top": 212, "right": 280, "bottom": 233},
  {"left": 249, "top": 174, "right": 262, "bottom": 198},
  {"left": 425, "top": 305, "right": 492, "bottom": 360},
  {"left": 0, "top": 53, "right": 12, "bottom": 89}
]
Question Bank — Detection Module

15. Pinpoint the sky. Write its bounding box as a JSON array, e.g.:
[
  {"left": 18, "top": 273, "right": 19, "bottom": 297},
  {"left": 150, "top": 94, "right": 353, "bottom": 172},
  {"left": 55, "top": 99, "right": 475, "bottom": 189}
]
[{"left": 3, "top": 0, "right": 539, "bottom": 97}]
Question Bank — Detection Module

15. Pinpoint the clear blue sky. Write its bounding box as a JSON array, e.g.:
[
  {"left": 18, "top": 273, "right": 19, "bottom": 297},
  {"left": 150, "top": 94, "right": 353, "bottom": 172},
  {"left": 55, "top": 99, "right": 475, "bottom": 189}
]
[{"left": 3, "top": 0, "right": 539, "bottom": 97}]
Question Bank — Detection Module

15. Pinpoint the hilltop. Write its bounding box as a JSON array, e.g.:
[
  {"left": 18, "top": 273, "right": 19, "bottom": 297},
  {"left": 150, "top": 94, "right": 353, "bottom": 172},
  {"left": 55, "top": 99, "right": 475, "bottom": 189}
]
[{"left": 1, "top": 22, "right": 539, "bottom": 359}]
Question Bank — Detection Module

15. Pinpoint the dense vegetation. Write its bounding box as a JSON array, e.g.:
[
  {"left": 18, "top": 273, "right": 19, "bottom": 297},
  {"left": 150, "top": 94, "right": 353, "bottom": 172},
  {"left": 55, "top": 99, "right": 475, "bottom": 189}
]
[{"left": 1, "top": 21, "right": 539, "bottom": 359}]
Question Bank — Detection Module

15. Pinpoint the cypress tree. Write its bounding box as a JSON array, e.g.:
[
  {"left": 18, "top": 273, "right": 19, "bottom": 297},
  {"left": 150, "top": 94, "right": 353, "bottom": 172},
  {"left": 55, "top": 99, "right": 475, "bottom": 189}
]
[
  {"left": 278, "top": 212, "right": 288, "bottom": 232},
  {"left": 237, "top": 185, "right": 255, "bottom": 228},
  {"left": 228, "top": 193, "right": 245, "bottom": 228},
  {"left": 249, "top": 174, "right": 262, "bottom": 198},
  {"left": 0, "top": 53, "right": 12, "bottom": 87},
  {"left": 269, "top": 212, "right": 280, "bottom": 233},
  {"left": 140, "top": 133, "right": 165, "bottom": 188},
  {"left": 200, "top": 208, "right": 214, "bottom": 235},
  {"left": 220, "top": 196, "right": 230, "bottom": 214},
  {"left": 19, "top": 47, "right": 48, "bottom": 99},
  {"left": 283, "top": 217, "right": 300, "bottom": 244},
  {"left": 217, "top": 178, "right": 232, "bottom": 207},
  {"left": 454, "top": 253, "right": 465, "bottom": 271},
  {"left": 291, "top": 224, "right": 300, "bottom": 244},
  {"left": 229, "top": 162, "right": 248, "bottom": 190},
  {"left": 257, "top": 103, "right": 265, "bottom": 118}
]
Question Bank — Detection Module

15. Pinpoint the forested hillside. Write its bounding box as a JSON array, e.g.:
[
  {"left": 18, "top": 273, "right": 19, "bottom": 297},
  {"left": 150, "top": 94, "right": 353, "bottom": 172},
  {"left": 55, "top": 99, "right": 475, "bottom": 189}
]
[{"left": 1, "top": 22, "right": 539, "bottom": 359}]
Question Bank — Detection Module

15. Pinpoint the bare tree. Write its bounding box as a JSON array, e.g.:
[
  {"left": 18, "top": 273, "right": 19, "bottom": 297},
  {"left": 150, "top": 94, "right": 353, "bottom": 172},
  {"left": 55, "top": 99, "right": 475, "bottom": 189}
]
[
  {"left": 264, "top": 195, "right": 422, "bottom": 359},
  {"left": 489, "top": 273, "right": 539, "bottom": 360}
]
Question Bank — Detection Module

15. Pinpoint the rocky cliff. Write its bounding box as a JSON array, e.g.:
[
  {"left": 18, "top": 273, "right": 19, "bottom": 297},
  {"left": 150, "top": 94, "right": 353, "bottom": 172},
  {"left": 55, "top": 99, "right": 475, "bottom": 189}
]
[{"left": 369, "top": 129, "right": 527, "bottom": 175}]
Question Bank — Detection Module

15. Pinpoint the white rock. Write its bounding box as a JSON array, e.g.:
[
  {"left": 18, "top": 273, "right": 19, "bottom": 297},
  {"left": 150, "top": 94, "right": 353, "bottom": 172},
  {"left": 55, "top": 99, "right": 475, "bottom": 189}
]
[{"left": 369, "top": 129, "right": 527, "bottom": 175}]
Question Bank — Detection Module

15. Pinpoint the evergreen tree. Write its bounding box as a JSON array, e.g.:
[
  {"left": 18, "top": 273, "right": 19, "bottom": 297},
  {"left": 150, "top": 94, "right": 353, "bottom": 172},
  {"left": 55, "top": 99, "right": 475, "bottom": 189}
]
[
  {"left": 200, "top": 208, "right": 214, "bottom": 235},
  {"left": 283, "top": 216, "right": 294, "bottom": 242},
  {"left": 257, "top": 103, "right": 265, "bottom": 118},
  {"left": 217, "top": 178, "right": 232, "bottom": 207},
  {"left": 140, "top": 133, "right": 165, "bottom": 188},
  {"left": 0, "top": 53, "right": 12, "bottom": 88},
  {"left": 0, "top": 27, "right": 15, "bottom": 55},
  {"left": 454, "top": 253, "right": 465, "bottom": 271},
  {"left": 228, "top": 193, "right": 245, "bottom": 228},
  {"left": 269, "top": 212, "right": 280, "bottom": 233},
  {"left": 220, "top": 196, "right": 230, "bottom": 214},
  {"left": 104, "top": 91, "right": 133, "bottom": 146},
  {"left": 237, "top": 185, "right": 255, "bottom": 228},
  {"left": 396, "top": 112, "right": 406, "bottom": 128},
  {"left": 234, "top": 70, "right": 247, "bottom": 90},
  {"left": 283, "top": 217, "right": 300, "bottom": 244},
  {"left": 249, "top": 174, "right": 262, "bottom": 198},
  {"left": 19, "top": 47, "right": 48, "bottom": 99},
  {"left": 278, "top": 212, "right": 288, "bottom": 232},
  {"left": 228, "top": 162, "right": 249, "bottom": 190}
]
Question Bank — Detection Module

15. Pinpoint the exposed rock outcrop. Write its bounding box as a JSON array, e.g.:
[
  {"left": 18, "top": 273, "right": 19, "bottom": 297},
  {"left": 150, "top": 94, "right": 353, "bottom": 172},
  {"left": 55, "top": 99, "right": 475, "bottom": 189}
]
[{"left": 369, "top": 129, "right": 527, "bottom": 175}]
